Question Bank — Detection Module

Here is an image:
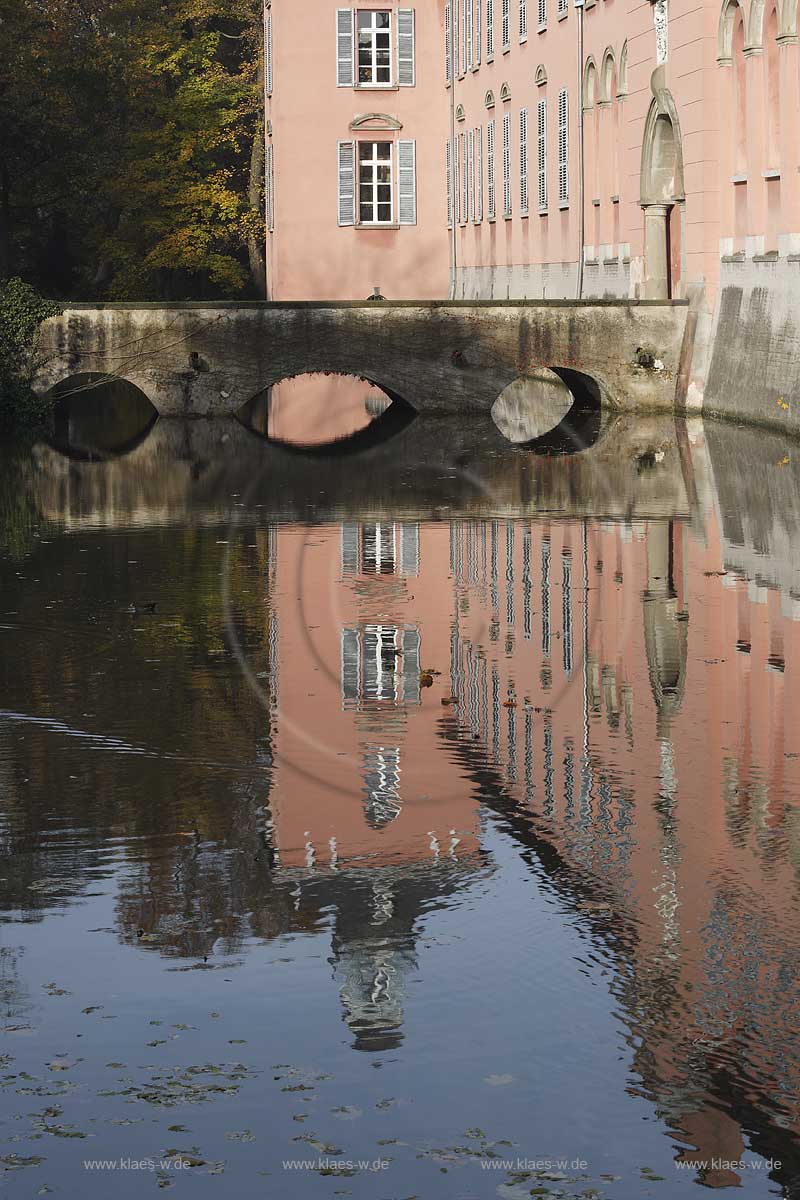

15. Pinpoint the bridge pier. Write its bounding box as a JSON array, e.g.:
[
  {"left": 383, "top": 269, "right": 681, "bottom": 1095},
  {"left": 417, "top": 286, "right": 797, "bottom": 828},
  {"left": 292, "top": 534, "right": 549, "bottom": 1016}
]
[{"left": 34, "top": 300, "right": 690, "bottom": 418}]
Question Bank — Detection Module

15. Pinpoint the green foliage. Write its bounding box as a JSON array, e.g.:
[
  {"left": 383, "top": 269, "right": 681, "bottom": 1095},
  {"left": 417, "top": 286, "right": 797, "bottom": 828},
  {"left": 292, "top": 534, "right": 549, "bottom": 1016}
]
[
  {"left": 0, "top": 0, "right": 265, "bottom": 300},
  {"left": 0, "top": 278, "right": 62, "bottom": 431}
]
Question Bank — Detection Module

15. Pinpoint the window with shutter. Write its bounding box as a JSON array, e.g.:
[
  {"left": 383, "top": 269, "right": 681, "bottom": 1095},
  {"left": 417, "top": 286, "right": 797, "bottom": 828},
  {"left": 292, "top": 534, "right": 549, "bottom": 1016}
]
[
  {"left": 486, "top": 0, "right": 494, "bottom": 57},
  {"left": 454, "top": 132, "right": 461, "bottom": 223},
  {"left": 519, "top": 0, "right": 527, "bottom": 40},
  {"left": 487, "top": 119, "right": 496, "bottom": 218},
  {"left": 358, "top": 141, "right": 393, "bottom": 224},
  {"left": 338, "top": 140, "right": 356, "bottom": 225},
  {"left": 558, "top": 88, "right": 569, "bottom": 204},
  {"left": 460, "top": 0, "right": 467, "bottom": 73},
  {"left": 502, "top": 0, "right": 510, "bottom": 48},
  {"left": 537, "top": 0, "right": 546, "bottom": 30},
  {"left": 445, "top": 2, "right": 452, "bottom": 80},
  {"left": 466, "top": 0, "right": 473, "bottom": 67},
  {"left": 502, "top": 111, "right": 511, "bottom": 216},
  {"left": 474, "top": 0, "right": 481, "bottom": 63},
  {"left": 397, "top": 9, "right": 415, "bottom": 86},
  {"left": 461, "top": 131, "right": 468, "bottom": 223},
  {"left": 336, "top": 9, "right": 354, "bottom": 86},
  {"left": 468, "top": 128, "right": 475, "bottom": 221},
  {"left": 446, "top": 139, "right": 453, "bottom": 226},
  {"left": 537, "top": 97, "right": 548, "bottom": 211},
  {"left": 519, "top": 108, "right": 529, "bottom": 215},
  {"left": 266, "top": 144, "right": 275, "bottom": 231},
  {"left": 557, "top": 0, "right": 567, "bottom": 15},
  {"left": 357, "top": 10, "right": 393, "bottom": 86},
  {"left": 398, "top": 140, "right": 417, "bottom": 224},
  {"left": 476, "top": 126, "right": 484, "bottom": 221},
  {"left": 266, "top": 9, "right": 273, "bottom": 95}
]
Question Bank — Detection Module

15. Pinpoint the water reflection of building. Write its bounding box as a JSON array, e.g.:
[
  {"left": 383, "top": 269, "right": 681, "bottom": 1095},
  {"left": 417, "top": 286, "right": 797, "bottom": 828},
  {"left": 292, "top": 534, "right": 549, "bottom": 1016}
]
[{"left": 445, "top": 502, "right": 800, "bottom": 1188}]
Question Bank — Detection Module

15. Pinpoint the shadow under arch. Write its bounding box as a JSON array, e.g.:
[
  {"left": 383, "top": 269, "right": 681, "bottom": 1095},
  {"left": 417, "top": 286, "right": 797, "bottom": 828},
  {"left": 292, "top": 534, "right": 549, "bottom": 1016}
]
[
  {"left": 237, "top": 377, "right": 418, "bottom": 459},
  {"left": 46, "top": 374, "right": 158, "bottom": 462},
  {"left": 505, "top": 368, "right": 605, "bottom": 456}
]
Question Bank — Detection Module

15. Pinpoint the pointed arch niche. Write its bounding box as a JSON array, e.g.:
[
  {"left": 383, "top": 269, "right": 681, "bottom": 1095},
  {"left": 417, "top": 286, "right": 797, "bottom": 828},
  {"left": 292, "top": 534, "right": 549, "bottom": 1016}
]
[{"left": 640, "top": 83, "right": 685, "bottom": 298}]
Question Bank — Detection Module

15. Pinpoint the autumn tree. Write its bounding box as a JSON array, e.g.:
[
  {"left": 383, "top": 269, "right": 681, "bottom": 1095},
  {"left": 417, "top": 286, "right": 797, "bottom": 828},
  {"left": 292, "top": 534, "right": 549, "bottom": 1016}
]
[{"left": 0, "top": 0, "right": 266, "bottom": 300}]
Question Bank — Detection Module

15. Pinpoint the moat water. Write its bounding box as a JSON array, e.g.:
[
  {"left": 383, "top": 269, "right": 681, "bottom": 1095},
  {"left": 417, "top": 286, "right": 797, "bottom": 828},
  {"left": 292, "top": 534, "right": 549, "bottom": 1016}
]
[{"left": 1, "top": 379, "right": 799, "bottom": 1198}]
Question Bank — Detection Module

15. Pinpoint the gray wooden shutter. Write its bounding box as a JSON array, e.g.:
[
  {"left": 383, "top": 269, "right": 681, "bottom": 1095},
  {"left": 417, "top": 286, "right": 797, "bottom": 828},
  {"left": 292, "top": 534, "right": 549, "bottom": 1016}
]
[
  {"left": 402, "top": 628, "right": 422, "bottom": 704},
  {"left": 397, "top": 9, "right": 416, "bottom": 86},
  {"left": 341, "top": 522, "right": 360, "bottom": 574},
  {"left": 336, "top": 9, "right": 354, "bottom": 87},
  {"left": 399, "top": 523, "right": 420, "bottom": 576},
  {"left": 341, "top": 628, "right": 361, "bottom": 708},
  {"left": 398, "top": 140, "right": 417, "bottom": 225},
  {"left": 266, "top": 10, "right": 273, "bottom": 95},
  {"left": 338, "top": 140, "right": 356, "bottom": 226}
]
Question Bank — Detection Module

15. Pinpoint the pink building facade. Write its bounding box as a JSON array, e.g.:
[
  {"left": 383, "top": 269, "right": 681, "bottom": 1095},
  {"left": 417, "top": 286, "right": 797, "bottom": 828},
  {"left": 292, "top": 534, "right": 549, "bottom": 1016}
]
[{"left": 265, "top": 1, "right": 800, "bottom": 346}]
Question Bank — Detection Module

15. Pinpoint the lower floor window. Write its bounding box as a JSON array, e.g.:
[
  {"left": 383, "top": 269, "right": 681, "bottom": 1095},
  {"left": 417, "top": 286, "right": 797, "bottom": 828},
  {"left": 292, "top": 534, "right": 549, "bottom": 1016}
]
[{"left": 359, "top": 141, "right": 393, "bottom": 224}]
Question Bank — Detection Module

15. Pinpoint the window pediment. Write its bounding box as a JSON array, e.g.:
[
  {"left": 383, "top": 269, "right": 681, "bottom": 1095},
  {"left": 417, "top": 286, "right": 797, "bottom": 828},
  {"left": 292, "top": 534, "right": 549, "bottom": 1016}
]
[{"left": 350, "top": 113, "right": 403, "bottom": 131}]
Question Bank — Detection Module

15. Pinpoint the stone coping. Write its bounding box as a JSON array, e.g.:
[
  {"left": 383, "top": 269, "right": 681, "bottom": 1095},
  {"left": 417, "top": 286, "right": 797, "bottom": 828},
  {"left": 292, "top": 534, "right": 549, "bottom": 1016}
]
[{"left": 53, "top": 298, "right": 690, "bottom": 311}]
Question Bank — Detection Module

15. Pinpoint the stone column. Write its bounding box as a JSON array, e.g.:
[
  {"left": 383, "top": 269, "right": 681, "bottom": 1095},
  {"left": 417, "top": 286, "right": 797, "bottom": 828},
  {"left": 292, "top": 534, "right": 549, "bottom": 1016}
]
[{"left": 643, "top": 203, "right": 670, "bottom": 299}]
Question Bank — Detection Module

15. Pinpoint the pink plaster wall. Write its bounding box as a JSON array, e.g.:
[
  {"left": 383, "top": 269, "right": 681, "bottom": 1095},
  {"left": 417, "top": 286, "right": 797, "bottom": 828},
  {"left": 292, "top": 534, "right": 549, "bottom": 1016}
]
[{"left": 266, "top": 0, "right": 451, "bottom": 300}]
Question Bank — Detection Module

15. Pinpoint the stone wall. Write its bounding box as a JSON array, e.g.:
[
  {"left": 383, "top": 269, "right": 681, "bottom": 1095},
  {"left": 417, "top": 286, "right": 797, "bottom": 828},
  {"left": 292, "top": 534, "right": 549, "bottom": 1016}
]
[{"left": 704, "top": 258, "right": 800, "bottom": 438}]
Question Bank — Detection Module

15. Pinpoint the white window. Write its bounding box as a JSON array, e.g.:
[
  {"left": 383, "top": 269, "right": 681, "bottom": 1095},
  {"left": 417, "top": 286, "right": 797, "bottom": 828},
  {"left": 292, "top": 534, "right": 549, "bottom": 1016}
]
[
  {"left": 475, "top": 0, "right": 482, "bottom": 64},
  {"left": 337, "top": 139, "right": 416, "bottom": 226},
  {"left": 445, "top": 1, "right": 452, "bottom": 80},
  {"left": 468, "top": 128, "right": 475, "bottom": 221},
  {"left": 447, "top": 139, "right": 454, "bottom": 225},
  {"left": 266, "top": 143, "right": 275, "bottom": 231},
  {"left": 357, "top": 10, "right": 392, "bottom": 85},
  {"left": 476, "top": 126, "right": 484, "bottom": 220},
  {"left": 460, "top": 0, "right": 467, "bottom": 73},
  {"left": 486, "top": 0, "right": 494, "bottom": 57},
  {"left": 359, "top": 141, "right": 393, "bottom": 223},
  {"left": 487, "top": 119, "right": 496, "bottom": 218},
  {"left": 502, "top": 111, "right": 511, "bottom": 215},
  {"left": 337, "top": 9, "right": 415, "bottom": 88},
  {"left": 537, "top": 96, "right": 548, "bottom": 211},
  {"left": 342, "top": 625, "right": 421, "bottom": 709},
  {"left": 557, "top": 0, "right": 567, "bottom": 15},
  {"left": 538, "top": 0, "right": 546, "bottom": 30},
  {"left": 519, "top": 0, "right": 528, "bottom": 40},
  {"left": 558, "top": 87, "right": 569, "bottom": 204},
  {"left": 502, "top": 0, "right": 510, "bottom": 48},
  {"left": 265, "top": 7, "right": 273, "bottom": 95},
  {"left": 520, "top": 108, "right": 529, "bottom": 215},
  {"left": 461, "top": 131, "right": 468, "bottom": 223},
  {"left": 341, "top": 522, "right": 419, "bottom": 576}
]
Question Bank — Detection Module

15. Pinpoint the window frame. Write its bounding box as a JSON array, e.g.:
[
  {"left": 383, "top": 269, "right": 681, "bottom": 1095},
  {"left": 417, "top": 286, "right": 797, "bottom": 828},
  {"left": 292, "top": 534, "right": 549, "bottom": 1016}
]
[
  {"left": 356, "top": 9, "right": 394, "bottom": 88},
  {"left": 358, "top": 140, "right": 395, "bottom": 226}
]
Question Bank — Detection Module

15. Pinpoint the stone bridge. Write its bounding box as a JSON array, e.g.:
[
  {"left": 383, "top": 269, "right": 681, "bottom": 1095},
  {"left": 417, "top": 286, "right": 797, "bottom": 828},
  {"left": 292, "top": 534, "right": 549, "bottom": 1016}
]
[{"left": 34, "top": 300, "right": 691, "bottom": 417}]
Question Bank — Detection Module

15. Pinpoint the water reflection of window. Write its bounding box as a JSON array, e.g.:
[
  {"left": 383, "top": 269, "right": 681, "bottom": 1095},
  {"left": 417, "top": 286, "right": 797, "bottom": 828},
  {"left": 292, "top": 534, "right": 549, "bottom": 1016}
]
[
  {"left": 363, "top": 745, "right": 402, "bottom": 827},
  {"left": 341, "top": 625, "right": 422, "bottom": 709},
  {"left": 341, "top": 522, "right": 419, "bottom": 576}
]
